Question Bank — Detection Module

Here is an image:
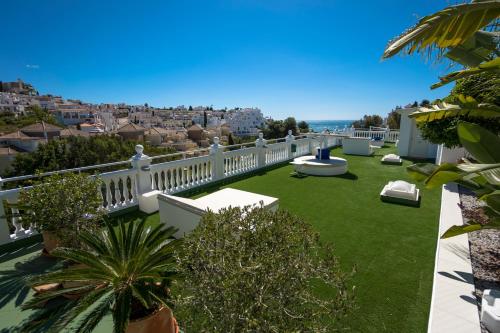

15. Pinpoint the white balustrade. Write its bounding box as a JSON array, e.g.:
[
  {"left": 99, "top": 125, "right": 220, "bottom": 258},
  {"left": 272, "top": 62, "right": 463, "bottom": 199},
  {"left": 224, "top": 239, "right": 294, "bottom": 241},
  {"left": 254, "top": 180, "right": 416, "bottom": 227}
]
[
  {"left": 223, "top": 147, "right": 258, "bottom": 176},
  {"left": 386, "top": 131, "right": 400, "bottom": 142},
  {"left": 351, "top": 130, "right": 399, "bottom": 143},
  {"left": 1, "top": 131, "right": 399, "bottom": 246},
  {"left": 293, "top": 138, "right": 311, "bottom": 157},
  {"left": 265, "top": 142, "right": 289, "bottom": 165},
  {"left": 100, "top": 169, "right": 138, "bottom": 211},
  {"left": 0, "top": 187, "right": 35, "bottom": 244},
  {"left": 150, "top": 155, "right": 212, "bottom": 194}
]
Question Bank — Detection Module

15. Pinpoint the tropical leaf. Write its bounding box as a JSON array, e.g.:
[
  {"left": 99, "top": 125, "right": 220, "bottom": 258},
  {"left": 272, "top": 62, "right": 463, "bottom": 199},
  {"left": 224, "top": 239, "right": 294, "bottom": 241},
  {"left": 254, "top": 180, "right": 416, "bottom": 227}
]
[
  {"left": 458, "top": 121, "right": 500, "bottom": 163},
  {"left": 383, "top": 1, "right": 500, "bottom": 59},
  {"left": 441, "top": 212, "right": 500, "bottom": 238},
  {"left": 444, "top": 30, "right": 500, "bottom": 67},
  {"left": 483, "top": 190, "right": 500, "bottom": 211},
  {"left": 408, "top": 98, "right": 500, "bottom": 123},
  {"left": 424, "top": 163, "right": 464, "bottom": 188},
  {"left": 441, "top": 223, "right": 487, "bottom": 238},
  {"left": 431, "top": 57, "right": 500, "bottom": 89},
  {"left": 406, "top": 163, "right": 438, "bottom": 181}
]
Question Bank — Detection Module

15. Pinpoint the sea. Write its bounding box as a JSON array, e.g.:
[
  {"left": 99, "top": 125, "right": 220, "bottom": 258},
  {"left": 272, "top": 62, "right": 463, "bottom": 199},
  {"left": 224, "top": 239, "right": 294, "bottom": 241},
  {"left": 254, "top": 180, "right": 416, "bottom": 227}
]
[{"left": 304, "top": 120, "right": 355, "bottom": 133}]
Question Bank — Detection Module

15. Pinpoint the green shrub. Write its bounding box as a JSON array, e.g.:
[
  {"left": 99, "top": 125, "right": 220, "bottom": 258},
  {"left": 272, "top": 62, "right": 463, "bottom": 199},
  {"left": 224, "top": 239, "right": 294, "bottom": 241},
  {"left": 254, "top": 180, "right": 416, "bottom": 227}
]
[
  {"left": 175, "top": 206, "right": 355, "bottom": 332},
  {"left": 17, "top": 173, "right": 104, "bottom": 247}
]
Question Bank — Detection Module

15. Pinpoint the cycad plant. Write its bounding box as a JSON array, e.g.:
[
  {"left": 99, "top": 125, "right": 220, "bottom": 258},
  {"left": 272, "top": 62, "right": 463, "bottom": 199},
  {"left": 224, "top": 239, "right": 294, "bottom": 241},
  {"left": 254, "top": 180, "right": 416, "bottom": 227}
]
[{"left": 21, "top": 220, "right": 179, "bottom": 333}]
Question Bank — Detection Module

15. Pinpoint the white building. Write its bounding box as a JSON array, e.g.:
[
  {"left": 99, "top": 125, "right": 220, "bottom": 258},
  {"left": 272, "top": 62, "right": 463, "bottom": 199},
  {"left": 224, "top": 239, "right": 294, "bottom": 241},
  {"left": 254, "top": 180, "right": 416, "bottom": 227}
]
[
  {"left": 95, "top": 110, "right": 119, "bottom": 132},
  {"left": 225, "top": 108, "right": 265, "bottom": 136},
  {"left": 396, "top": 107, "right": 438, "bottom": 159},
  {"left": 128, "top": 110, "right": 163, "bottom": 128}
]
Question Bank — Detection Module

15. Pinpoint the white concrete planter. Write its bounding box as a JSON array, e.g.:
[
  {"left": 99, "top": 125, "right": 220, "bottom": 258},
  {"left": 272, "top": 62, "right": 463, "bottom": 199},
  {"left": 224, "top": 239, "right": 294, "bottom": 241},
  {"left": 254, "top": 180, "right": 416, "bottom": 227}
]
[{"left": 427, "top": 183, "right": 481, "bottom": 333}]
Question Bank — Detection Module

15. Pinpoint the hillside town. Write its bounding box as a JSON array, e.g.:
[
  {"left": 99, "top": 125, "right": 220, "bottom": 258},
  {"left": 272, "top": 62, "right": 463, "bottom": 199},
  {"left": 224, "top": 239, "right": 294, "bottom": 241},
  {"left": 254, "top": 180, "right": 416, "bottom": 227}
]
[{"left": 0, "top": 79, "right": 267, "bottom": 172}]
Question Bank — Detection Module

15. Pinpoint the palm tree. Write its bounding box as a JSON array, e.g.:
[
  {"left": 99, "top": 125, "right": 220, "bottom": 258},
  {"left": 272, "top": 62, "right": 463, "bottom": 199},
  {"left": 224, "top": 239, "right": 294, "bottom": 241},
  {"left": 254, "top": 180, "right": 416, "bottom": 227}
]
[
  {"left": 383, "top": 1, "right": 500, "bottom": 89},
  {"left": 383, "top": 1, "right": 500, "bottom": 238},
  {"left": 22, "top": 220, "right": 180, "bottom": 333}
]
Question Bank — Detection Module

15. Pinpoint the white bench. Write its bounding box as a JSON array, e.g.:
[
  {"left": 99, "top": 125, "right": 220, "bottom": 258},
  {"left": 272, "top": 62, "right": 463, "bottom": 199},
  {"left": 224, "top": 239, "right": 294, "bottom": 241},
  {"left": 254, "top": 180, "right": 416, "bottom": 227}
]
[
  {"left": 158, "top": 188, "right": 279, "bottom": 238},
  {"left": 342, "top": 137, "right": 374, "bottom": 156}
]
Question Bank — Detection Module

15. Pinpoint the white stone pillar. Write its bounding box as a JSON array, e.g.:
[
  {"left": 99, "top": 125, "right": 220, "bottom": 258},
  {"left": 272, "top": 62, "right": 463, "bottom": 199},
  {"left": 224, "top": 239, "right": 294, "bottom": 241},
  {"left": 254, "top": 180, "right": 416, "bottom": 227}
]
[
  {"left": 209, "top": 137, "right": 224, "bottom": 181},
  {"left": 0, "top": 179, "right": 11, "bottom": 245},
  {"left": 285, "top": 130, "right": 294, "bottom": 159},
  {"left": 130, "top": 144, "right": 152, "bottom": 195},
  {"left": 255, "top": 132, "right": 267, "bottom": 168}
]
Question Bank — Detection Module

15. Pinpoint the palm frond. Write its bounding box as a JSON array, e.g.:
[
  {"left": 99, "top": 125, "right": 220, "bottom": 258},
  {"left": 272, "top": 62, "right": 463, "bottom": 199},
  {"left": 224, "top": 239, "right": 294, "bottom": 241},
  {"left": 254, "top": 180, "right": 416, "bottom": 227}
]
[
  {"left": 23, "top": 220, "right": 179, "bottom": 332},
  {"left": 73, "top": 291, "right": 114, "bottom": 333},
  {"left": 444, "top": 30, "right": 500, "bottom": 66},
  {"left": 22, "top": 284, "right": 96, "bottom": 309},
  {"left": 431, "top": 56, "right": 500, "bottom": 88},
  {"left": 408, "top": 97, "right": 500, "bottom": 122},
  {"left": 383, "top": 1, "right": 500, "bottom": 59},
  {"left": 52, "top": 288, "right": 113, "bottom": 332},
  {"left": 113, "top": 289, "right": 132, "bottom": 333}
]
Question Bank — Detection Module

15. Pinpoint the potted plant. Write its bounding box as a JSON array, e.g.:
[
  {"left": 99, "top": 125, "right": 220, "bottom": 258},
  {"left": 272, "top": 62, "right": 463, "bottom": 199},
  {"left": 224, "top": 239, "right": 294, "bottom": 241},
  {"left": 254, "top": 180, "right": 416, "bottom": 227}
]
[
  {"left": 16, "top": 173, "right": 104, "bottom": 254},
  {"left": 22, "top": 220, "right": 180, "bottom": 333}
]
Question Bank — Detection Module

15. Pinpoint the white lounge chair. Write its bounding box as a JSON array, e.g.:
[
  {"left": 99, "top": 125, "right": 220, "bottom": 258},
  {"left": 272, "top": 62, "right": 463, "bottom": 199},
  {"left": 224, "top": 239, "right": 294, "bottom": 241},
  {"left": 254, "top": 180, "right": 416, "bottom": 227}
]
[
  {"left": 342, "top": 137, "right": 374, "bottom": 156},
  {"left": 381, "top": 153, "right": 402, "bottom": 165},
  {"left": 380, "top": 180, "right": 420, "bottom": 206},
  {"left": 158, "top": 188, "right": 279, "bottom": 238}
]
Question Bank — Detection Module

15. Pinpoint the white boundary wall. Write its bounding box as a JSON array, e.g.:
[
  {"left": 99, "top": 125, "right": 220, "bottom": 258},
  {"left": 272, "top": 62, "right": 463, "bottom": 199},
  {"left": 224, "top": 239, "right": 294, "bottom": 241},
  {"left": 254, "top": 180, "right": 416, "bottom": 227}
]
[{"left": 427, "top": 183, "right": 480, "bottom": 333}]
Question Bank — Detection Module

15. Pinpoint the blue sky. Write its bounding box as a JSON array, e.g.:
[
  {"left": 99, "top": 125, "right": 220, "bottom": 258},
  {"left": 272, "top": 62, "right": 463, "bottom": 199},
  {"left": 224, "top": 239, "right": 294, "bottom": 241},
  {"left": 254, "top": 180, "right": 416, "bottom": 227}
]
[{"left": 1, "top": 0, "right": 454, "bottom": 120}]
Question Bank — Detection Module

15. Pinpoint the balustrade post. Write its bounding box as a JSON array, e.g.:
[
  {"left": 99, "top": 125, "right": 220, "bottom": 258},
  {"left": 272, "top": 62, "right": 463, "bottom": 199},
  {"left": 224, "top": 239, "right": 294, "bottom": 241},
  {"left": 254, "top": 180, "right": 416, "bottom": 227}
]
[
  {"left": 285, "top": 130, "right": 294, "bottom": 159},
  {"left": 255, "top": 132, "right": 267, "bottom": 168},
  {"left": 131, "top": 144, "right": 152, "bottom": 195},
  {"left": 131, "top": 145, "right": 160, "bottom": 214},
  {"left": 209, "top": 137, "right": 224, "bottom": 181},
  {"left": 307, "top": 135, "right": 315, "bottom": 155},
  {"left": 0, "top": 179, "right": 11, "bottom": 245}
]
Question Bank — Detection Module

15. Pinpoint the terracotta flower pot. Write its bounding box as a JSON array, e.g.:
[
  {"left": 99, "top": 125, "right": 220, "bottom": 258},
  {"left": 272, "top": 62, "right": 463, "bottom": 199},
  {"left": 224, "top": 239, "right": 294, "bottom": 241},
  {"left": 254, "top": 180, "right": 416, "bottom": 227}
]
[
  {"left": 126, "top": 307, "right": 179, "bottom": 333},
  {"left": 41, "top": 231, "right": 61, "bottom": 255}
]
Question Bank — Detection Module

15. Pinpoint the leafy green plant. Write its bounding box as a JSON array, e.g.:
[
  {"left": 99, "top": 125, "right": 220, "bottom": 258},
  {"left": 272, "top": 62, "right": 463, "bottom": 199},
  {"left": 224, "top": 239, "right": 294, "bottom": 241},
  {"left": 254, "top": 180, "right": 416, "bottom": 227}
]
[
  {"left": 382, "top": 1, "right": 500, "bottom": 238},
  {"left": 22, "top": 220, "right": 179, "bottom": 333},
  {"left": 298, "top": 120, "right": 310, "bottom": 133},
  {"left": 407, "top": 121, "right": 500, "bottom": 238},
  {"left": 16, "top": 173, "right": 104, "bottom": 248},
  {"left": 383, "top": 1, "right": 500, "bottom": 89},
  {"left": 6, "top": 134, "right": 177, "bottom": 178},
  {"left": 417, "top": 72, "right": 500, "bottom": 148},
  {"left": 174, "top": 206, "right": 355, "bottom": 332},
  {"left": 351, "top": 114, "right": 383, "bottom": 129}
]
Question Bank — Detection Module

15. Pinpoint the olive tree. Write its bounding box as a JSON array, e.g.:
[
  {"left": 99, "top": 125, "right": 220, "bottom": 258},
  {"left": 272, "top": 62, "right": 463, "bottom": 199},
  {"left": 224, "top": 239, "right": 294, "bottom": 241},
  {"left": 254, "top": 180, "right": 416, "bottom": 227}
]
[
  {"left": 17, "top": 173, "right": 104, "bottom": 248},
  {"left": 175, "top": 206, "right": 355, "bottom": 332}
]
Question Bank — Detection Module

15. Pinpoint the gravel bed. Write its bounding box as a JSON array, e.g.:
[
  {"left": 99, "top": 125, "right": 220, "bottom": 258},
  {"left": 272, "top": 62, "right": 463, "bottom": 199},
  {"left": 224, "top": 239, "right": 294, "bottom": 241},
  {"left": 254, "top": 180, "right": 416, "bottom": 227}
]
[{"left": 459, "top": 187, "right": 500, "bottom": 333}]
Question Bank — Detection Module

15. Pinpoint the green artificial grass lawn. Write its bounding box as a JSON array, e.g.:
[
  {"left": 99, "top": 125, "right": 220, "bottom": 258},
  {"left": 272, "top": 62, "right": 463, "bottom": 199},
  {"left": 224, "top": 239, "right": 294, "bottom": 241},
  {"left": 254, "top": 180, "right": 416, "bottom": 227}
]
[
  {"left": 188, "top": 145, "right": 441, "bottom": 333},
  {"left": 0, "top": 145, "right": 440, "bottom": 332}
]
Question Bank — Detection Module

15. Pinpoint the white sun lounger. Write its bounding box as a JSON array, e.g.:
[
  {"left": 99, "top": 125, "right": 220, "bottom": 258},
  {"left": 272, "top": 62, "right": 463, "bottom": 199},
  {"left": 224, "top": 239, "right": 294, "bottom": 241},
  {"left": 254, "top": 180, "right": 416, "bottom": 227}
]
[{"left": 158, "top": 188, "right": 279, "bottom": 238}]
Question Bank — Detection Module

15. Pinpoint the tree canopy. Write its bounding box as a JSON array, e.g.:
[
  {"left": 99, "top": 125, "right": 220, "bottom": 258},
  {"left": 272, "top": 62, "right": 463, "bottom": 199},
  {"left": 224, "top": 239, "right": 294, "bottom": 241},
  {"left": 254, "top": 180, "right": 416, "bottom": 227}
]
[
  {"left": 5, "top": 135, "right": 176, "bottom": 177},
  {"left": 262, "top": 117, "right": 298, "bottom": 139},
  {"left": 297, "top": 120, "right": 309, "bottom": 133},
  {"left": 351, "top": 114, "right": 383, "bottom": 129},
  {"left": 0, "top": 105, "right": 60, "bottom": 134},
  {"left": 386, "top": 110, "right": 401, "bottom": 129},
  {"left": 417, "top": 72, "right": 500, "bottom": 148}
]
